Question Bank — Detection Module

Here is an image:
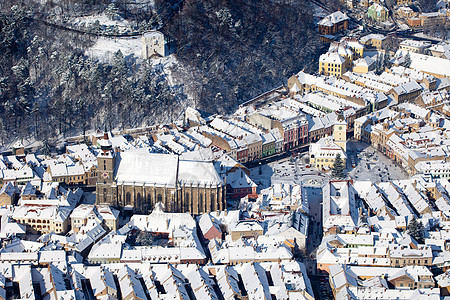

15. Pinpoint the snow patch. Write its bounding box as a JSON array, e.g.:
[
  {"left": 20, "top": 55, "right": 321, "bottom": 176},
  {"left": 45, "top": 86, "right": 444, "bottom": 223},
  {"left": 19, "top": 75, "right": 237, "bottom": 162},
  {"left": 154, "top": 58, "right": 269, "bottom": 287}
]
[
  {"left": 86, "top": 37, "right": 142, "bottom": 62},
  {"left": 151, "top": 55, "right": 179, "bottom": 87},
  {"left": 72, "top": 13, "right": 131, "bottom": 31}
]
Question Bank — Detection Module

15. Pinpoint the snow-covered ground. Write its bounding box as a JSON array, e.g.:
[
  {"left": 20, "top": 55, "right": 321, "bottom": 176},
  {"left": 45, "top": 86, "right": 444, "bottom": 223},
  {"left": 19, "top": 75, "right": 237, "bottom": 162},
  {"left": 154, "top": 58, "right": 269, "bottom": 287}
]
[
  {"left": 86, "top": 36, "right": 142, "bottom": 62},
  {"left": 347, "top": 141, "right": 409, "bottom": 183},
  {"left": 249, "top": 156, "right": 323, "bottom": 192},
  {"left": 151, "top": 53, "right": 196, "bottom": 110},
  {"left": 151, "top": 55, "right": 180, "bottom": 87},
  {"left": 119, "top": 0, "right": 156, "bottom": 13},
  {"left": 72, "top": 13, "right": 132, "bottom": 33},
  {"left": 270, "top": 159, "right": 297, "bottom": 185}
]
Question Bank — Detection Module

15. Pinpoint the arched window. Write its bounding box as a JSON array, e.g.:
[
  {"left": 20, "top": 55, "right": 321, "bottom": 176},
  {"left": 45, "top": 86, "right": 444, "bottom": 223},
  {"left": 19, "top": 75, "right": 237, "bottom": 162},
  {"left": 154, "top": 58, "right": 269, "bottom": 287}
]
[
  {"left": 147, "top": 194, "right": 152, "bottom": 210},
  {"left": 210, "top": 193, "right": 215, "bottom": 211},
  {"left": 199, "top": 193, "right": 203, "bottom": 212},
  {"left": 103, "top": 188, "right": 107, "bottom": 202},
  {"left": 137, "top": 193, "right": 142, "bottom": 209},
  {"left": 103, "top": 160, "right": 106, "bottom": 170},
  {"left": 126, "top": 192, "right": 131, "bottom": 206},
  {"left": 157, "top": 194, "right": 163, "bottom": 203},
  {"left": 184, "top": 193, "right": 190, "bottom": 212}
]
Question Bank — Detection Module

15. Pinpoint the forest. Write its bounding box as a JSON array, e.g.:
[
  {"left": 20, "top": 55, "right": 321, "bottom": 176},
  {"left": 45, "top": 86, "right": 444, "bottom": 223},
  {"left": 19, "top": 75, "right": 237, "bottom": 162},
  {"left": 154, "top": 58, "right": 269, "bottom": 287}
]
[
  {"left": 0, "top": 0, "right": 321, "bottom": 148},
  {"left": 164, "top": 0, "right": 322, "bottom": 114}
]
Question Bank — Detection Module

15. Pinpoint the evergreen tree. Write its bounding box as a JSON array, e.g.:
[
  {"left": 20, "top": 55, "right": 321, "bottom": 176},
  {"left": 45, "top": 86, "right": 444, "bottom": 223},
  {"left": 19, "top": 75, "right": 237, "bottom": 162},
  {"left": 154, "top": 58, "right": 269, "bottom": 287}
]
[
  {"left": 380, "top": 55, "right": 385, "bottom": 70},
  {"left": 332, "top": 153, "right": 346, "bottom": 179},
  {"left": 385, "top": 0, "right": 397, "bottom": 9},
  {"left": 383, "top": 52, "right": 391, "bottom": 69},
  {"left": 404, "top": 52, "right": 412, "bottom": 68},
  {"left": 105, "top": 3, "right": 121, "bottom": 21},
  {"left": 90, "top": 20, "right": 101, "bottom": 34},
  {"left": 407, "top": 216, "right": 425, "bottom": 243}
]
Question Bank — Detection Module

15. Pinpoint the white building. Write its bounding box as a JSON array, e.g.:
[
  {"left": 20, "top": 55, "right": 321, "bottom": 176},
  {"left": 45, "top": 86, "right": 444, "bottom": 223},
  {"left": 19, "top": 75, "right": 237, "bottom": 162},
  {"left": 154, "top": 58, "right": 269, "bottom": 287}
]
[
  {"left": 415, "top": 160, "right": 450, "bottom": 179},
  {"left": 322, "top": 181, "right": 359, "bottom": 232}
]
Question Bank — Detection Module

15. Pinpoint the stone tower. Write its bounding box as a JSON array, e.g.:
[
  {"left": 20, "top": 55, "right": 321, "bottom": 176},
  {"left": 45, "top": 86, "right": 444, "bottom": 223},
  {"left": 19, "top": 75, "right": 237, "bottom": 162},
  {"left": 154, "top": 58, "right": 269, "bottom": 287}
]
[
  {"left": 96, "top": 131, "right": 116, "bottom": 205},
  {"left": 333, "top": 110, "right": 347, "bottom": 152},
  {"left": 142, "top": 31, "right": 165, "bottom": 59}
]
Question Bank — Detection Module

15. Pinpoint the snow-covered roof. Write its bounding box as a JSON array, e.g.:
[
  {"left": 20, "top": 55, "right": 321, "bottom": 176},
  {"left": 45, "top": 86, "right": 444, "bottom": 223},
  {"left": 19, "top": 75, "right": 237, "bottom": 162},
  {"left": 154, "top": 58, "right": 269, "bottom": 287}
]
[
  {"left": 395, "top": 50, "right": 450, "bottom": 78},
  {"left": 318, "top": 11, "right": 349, "bottom": 26},
  {"left": 320, "top": 52, "right": 345, "bottom": 64},
  {"left": 115, "top": 149, "right": 222, "bottom": 187}
]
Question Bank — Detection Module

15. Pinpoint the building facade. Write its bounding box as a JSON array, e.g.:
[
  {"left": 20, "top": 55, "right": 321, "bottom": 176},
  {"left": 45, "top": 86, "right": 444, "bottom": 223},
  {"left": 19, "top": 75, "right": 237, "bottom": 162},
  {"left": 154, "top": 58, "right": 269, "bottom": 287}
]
[
  {"left": 318, "top": 11, "right": 349, "bottom": 36},
  {"left": 368, "top": 3, "right": 389, "bottom": 22}
]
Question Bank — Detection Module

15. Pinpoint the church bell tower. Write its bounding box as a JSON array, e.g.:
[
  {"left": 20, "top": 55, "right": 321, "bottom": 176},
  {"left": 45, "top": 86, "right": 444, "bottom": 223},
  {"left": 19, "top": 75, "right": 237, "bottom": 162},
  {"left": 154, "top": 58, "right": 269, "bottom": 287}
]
[
  {"left": 333, "top": 110, "right": 347, "bottom": 152},
  {"left": 96, "top": 131, "right": 116, "bottom": 205}
]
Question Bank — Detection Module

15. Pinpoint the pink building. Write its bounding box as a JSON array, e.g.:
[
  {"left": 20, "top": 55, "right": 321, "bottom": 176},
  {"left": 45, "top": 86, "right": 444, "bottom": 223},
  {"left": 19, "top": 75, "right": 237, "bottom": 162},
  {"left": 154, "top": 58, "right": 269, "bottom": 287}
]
[{"left": 198, "top": 214, "right": 222, "bottom": 240}]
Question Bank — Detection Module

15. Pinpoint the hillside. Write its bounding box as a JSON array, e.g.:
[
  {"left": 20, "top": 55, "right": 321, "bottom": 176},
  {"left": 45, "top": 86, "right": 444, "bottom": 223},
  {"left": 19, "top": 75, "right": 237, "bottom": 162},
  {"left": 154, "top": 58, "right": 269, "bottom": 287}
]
[
  {"left": 0, "top": 0, "right": 322, "bottom": 148},
  {"left": 164, "top": 0, "right": 322, "bottom": 114}
]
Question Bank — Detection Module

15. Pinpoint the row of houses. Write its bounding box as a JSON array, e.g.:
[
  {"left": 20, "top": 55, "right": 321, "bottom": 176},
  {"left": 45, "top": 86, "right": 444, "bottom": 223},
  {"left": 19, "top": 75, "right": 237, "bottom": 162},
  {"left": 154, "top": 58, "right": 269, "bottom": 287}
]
[
  {"left": 318, "top": 174, "right": 450, "bottom": 297},
  {"left": 0, "top": 204, "right": 314, "bottom": 299},
  {"left": 354, "top": 103, "right": 450, "bottom": 177}
]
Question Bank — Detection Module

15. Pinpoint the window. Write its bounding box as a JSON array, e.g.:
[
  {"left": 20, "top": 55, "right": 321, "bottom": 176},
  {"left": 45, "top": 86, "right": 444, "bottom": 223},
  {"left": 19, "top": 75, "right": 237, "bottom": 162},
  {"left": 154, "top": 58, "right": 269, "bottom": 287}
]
[
  {"left": 147, "top": 194, "right": 152, "bottom": 211},
  {"left": 126, "top": 192, "right": 131, "bottom": 206},
  {"left": 210, "top": 194, "right": 215, "bottom": 211},
  {"left": 185, "top": 193, "right": 190, "bottom": 212},
  {"left": 137, "top": 193, "right": 142, "bottom": 206}
]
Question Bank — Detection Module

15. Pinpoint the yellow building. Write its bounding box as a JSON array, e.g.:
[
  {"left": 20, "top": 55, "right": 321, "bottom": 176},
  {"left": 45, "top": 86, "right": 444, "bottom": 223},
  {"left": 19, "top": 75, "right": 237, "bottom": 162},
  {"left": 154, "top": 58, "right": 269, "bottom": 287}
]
[
  {"left": 319, "top": 52, "right": 346, "bottom": 77},
  {"left": 360, "top": 0, "right": 370, "bottom": 8},
  {"left": 336, "top": 45, "right": 354, "bottom": 70},
  {"left": 0, "top": 182, "right": 19, "bottom": 206},
  {"left": 345, "top": 39, "right": 364, "bottom": 58},
  {"left": 46, "top": 162, "right": 86, "bottom": 185},
  {"left": 12, "top": 205, "right": 71, "bottom": 234},
  {"left": 399, "top": 39, "right": 429, "bottom": 54},
  {"left": 360, "top": 34, "right": 387, "bottom": 50},
  {"left": 397, "top": 6, "right": 416, "bottom": 18},
  {"left": 230, "top": 221, "right": 264, "bottom": 241},
  {"left": 309, "top": 136, "right": 347, "bottom": 169},
  {"left": 70, "top": 204, "right": 120, "bottom": 233},
  {"left": 420, "top": 12, "right": 447, "bottom": 28},
  {"left": 353, "top": 57, "right": 375, "bottom": 73}
]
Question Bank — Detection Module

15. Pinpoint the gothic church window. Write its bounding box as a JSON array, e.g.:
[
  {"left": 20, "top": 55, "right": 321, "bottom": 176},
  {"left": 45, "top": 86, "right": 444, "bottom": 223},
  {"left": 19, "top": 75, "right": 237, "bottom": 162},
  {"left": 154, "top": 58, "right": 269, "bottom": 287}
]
[{"left": 126, "top": 192, "right": 131, "bottom": 206}]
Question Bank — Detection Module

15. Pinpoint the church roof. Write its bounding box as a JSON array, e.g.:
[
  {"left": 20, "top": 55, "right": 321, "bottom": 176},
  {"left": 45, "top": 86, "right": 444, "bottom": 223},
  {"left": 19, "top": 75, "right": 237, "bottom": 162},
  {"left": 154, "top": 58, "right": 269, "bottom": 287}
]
[
  {"left": 178, "top": 160, "right": 223, "bottom": 186},
  {"left": 114, "top": 149, "right": 223, "bottom": 187},
  {"left": 115, "top": 151, "right": 179, "bottom": 187}
]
